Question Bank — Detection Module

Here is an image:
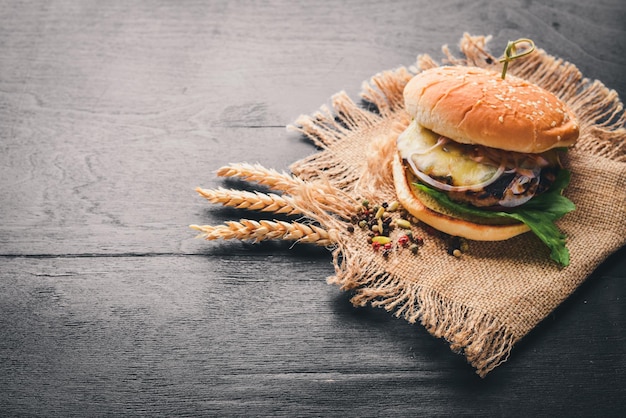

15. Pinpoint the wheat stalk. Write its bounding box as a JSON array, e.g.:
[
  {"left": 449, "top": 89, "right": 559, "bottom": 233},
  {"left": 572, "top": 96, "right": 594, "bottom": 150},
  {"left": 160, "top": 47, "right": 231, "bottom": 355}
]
[
  {"left": 190, "top": 219, "right": 337, "bottom": 246},
  {"left": 216, "top": 163, "right": 302, "bottom": 193},
  {"left": 217, "top": 162, "right": 341, "bottom": 196},
  {"left": 215, "top": 162, "right": 358, "bottom": 218},
  {"left": 195, "top": 187, "right": 301, "bottom": 215}
]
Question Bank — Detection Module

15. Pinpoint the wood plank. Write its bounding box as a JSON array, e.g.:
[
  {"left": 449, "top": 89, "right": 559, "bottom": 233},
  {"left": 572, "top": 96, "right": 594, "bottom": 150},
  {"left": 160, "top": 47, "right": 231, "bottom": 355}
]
[
  {"left": 0, "top": 254, "right": 623, "bottom": 415},
  {"left": 0, "top": 124, "right": 316, "bottom": 255}
]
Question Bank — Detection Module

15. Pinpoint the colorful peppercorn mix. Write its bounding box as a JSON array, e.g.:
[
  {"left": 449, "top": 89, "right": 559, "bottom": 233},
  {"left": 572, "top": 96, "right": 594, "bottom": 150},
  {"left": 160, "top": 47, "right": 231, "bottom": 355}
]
[{"left": 348, "top": 199, "right": 470, "bottom": 259}]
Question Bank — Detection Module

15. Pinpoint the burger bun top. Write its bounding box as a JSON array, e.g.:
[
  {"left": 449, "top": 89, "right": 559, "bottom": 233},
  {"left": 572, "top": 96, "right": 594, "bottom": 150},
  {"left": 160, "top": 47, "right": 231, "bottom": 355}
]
[{"left": 403, "top": 66, "right": 579, "bottom": 153}]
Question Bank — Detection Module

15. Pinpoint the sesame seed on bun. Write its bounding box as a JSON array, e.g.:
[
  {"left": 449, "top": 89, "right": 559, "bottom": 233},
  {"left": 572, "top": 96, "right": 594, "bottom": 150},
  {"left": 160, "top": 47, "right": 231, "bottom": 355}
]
[{"left": 403, "top": 66, "right": 579, "bottom": 153}]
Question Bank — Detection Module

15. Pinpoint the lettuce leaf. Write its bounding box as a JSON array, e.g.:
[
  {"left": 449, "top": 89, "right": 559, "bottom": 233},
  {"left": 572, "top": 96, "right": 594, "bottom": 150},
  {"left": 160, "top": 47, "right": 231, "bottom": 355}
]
[{"left": 413, "top": 170, "right": 575, "bottom": 266}]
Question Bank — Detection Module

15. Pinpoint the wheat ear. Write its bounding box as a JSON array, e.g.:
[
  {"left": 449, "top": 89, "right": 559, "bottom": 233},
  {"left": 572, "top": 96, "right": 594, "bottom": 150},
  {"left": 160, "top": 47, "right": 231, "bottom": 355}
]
[
  {"left": 190, "top": 220, "right": 337, "bottom": 246},
  {"left": 216, "top": 163, "right": 357, "bottom": 218},
  {"left": 216, "top": 163, "right": 303, "bottom": 193},
  {"left": 195, "top": 187, "right": 301, "bottom": 215}
]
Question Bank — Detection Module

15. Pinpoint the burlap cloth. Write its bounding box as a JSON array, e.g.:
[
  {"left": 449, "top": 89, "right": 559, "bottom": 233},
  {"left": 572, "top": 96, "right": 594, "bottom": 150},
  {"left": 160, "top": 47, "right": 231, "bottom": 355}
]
[{"left": 196, "top": 34, "right": 626, "bottom": 376}]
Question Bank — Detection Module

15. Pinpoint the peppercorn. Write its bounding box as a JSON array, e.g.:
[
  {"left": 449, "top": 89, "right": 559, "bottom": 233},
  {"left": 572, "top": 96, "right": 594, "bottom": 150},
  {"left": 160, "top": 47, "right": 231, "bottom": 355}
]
[
  {"left": 347, "top": 225, "right": 354, "bottom": 233},
  {"left": 448, "top": 236, "right": 462, "bottom": 251},
  {"left": 397, "top": 234, "right": 410, "bottom": 247},
  {"left": 409, "top": 243, "right": 419, "bottom": 254},
  {"left": 446, "top": 236, "right": 465, "bottom": 257}
]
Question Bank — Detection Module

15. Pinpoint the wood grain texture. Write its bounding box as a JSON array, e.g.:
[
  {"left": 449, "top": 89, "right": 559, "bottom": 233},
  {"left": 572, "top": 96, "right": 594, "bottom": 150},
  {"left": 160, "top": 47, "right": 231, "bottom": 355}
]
[
  {"left": 2, "top": 253, "right": 624, "bottom": 416},
  {"left": 1, "top": 0, "right": 624, "bottom": 416}
]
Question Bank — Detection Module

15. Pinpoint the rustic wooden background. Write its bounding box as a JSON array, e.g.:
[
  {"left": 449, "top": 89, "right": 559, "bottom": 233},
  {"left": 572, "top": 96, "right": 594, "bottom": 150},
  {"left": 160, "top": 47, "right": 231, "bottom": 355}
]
[{"left": 1, "top": 0, "right": 624, "bottom": 416}]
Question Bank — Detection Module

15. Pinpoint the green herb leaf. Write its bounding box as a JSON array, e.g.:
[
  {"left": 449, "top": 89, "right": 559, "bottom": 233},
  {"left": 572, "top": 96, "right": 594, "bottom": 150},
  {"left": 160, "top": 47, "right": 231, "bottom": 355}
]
[{"left": 413, "top": 170, "right": 575, "bottom": 266}]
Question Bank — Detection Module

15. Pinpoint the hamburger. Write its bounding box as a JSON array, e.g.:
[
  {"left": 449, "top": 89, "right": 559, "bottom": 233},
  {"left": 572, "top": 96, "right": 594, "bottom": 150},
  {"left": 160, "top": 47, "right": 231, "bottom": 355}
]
[{"left": 392, "top": 66, "right": 579, "bottom": 265}]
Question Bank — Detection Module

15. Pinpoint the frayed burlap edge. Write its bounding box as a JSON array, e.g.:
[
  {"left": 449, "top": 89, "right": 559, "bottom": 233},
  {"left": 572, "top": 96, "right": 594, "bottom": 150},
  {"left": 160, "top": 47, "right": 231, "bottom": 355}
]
[{"left": 287, "top": 33, "right": 626, "bottom": 377}]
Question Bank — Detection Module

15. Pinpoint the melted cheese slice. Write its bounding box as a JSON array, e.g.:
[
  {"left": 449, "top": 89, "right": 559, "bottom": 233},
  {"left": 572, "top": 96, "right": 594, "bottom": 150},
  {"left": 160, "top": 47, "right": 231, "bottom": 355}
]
[{"left": 397, "top": 120, "right": 499, "bottom": 187}]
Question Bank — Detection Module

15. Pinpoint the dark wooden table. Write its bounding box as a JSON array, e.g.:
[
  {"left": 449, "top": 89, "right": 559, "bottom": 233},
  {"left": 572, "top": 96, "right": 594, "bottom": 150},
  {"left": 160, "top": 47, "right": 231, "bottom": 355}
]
[{"left": 1, "top": 1, "right": 624, "bottom": 416}]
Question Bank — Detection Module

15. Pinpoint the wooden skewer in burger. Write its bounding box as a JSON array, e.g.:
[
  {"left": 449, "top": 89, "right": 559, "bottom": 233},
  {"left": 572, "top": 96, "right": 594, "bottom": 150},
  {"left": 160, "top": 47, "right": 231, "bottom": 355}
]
[{"left": 392, "top": 40, "right": 579, "bottom": 266}]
